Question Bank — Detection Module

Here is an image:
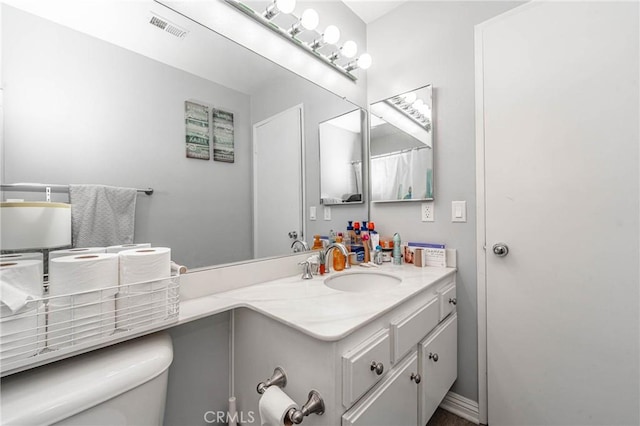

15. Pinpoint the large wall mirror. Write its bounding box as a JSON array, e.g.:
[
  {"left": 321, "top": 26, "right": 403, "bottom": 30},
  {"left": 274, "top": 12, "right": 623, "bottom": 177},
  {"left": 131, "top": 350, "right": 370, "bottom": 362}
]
[
  {"left": 319, "top": 109, "right": 365, "bottom": 205},
  {"left": 369, "top": 85, "right": 434, "bottom": 202},
  {"left": 0, "top": 1, "right": 367, "bottom": 269}
]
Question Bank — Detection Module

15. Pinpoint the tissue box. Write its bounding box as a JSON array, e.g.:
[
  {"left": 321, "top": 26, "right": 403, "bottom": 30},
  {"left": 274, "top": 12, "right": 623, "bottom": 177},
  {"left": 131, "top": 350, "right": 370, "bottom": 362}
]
[{"left": 414, "top": 247, "right": 447, "bottom": 268}]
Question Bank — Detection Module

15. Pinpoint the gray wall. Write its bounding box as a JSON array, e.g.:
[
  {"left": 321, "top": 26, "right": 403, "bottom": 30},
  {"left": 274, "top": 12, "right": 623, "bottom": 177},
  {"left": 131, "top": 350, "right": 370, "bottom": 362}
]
[
  {"left": 164, "top": 313, "right": 230, "bottom": 425},
  {"left": 2, "top": 6, "right": 253, "bottom": 268},
  {"left": 366, "top": 1, "right": 523, "bottom": 402}
]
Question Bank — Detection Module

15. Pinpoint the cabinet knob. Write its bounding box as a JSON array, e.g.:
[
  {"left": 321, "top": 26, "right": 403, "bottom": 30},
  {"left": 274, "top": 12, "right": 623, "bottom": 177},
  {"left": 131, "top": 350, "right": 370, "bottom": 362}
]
[
  {"left": 449, "top": 297, "right": 457, "bottom": 305},
  {"left": 370, "top": 361, "right": 384, "bottom": 375},
  {"left": 428, "top": 352, "right": 439, "bottom": 362},
  {"left": 410, "top": 373, "right": 421, "bottom": 384}
]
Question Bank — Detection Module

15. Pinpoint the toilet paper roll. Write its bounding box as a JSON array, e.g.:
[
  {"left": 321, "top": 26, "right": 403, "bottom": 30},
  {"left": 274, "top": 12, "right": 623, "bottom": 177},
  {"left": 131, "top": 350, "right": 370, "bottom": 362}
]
[
  {"left": 258, "top": 387, "right": 298, "bottom": 426},
  {"left": 47, "top": 296, "right": 115, "bottom": 350},
  {"left": 0, "top": 303, "right": 43, "bottom": 362},
  {"left": 49, "top": 253, "right": 119, "bottom": 299},
  {"left": 0, "top": 253, "right": 43, "bottom": 283},
  {"left": 106, "top": 243, "right": 151, "bottom": 254},
  {"left": 119, "top": 247, "right": 171, "bottom": 290},
  {"left": 49, "top": 247, "right": 106, "bottom": 274},
  {"left": 0, "top": 260, "right": 44, "bottom": 313}
]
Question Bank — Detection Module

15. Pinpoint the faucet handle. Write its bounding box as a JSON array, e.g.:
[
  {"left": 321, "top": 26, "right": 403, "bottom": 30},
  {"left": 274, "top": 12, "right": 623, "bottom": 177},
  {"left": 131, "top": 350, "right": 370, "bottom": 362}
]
[{"left": 298, "top": 261, "right": 313, "bottom": 280}]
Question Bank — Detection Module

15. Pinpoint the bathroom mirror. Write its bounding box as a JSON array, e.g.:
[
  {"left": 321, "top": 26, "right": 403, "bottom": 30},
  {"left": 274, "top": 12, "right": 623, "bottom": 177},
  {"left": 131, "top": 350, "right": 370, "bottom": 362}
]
[
  {"left": 369, "top": 85, "right": 434, "bottom": 202},
  {"left": 319, "top": 109, "right": 365, "bottom": 205},
  {"left": 0, "top": 1, "right": 367, "bottom": 269}
]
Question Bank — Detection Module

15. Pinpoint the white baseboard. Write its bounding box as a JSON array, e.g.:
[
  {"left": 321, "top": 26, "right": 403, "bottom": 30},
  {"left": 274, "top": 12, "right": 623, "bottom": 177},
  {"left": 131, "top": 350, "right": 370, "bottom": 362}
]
[{"left": 439, "top": 391, "right": 481, "bottom": 424}]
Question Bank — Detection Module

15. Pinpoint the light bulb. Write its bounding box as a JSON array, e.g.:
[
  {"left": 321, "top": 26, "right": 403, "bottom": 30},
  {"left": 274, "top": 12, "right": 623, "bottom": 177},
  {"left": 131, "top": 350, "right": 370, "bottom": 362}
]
[
  {"left": 402, "top": 92, "right": 417, "bottom": 104},
  {"left": 300, "top": 9, "right": 319, "bottom": 30},
  {"left": 341, "top": 40, "right": 358, "bottom": 58},
  {"left": 275, "top": 0, "right": 296, "bottom": 14},
  {"left": 322, "top": 25, "right": 340, "bottom": 45},
  {"left": 357, "top": 53, "right": 372, "bottom": 70}
]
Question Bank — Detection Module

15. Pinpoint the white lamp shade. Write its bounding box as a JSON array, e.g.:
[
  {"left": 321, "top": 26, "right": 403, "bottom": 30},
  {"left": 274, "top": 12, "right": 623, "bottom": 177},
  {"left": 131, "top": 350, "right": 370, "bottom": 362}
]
[
  {"left": 1, "top": 202, "right": 71, "bottom": 250},
  {"left": 341, "top": 40, "right": 358, "bottom": 58},
  {"left": 357, "top": 53, "right": 372, "bottom": 70},
  {"left": 301, "top": 9, "right": 319, "bottom": 30},
  {"left": 323, "top": 25, "right": 340, "bottom": 45},
  {"left": 275, "top": 0, "right": 296, "bottom": 14}
]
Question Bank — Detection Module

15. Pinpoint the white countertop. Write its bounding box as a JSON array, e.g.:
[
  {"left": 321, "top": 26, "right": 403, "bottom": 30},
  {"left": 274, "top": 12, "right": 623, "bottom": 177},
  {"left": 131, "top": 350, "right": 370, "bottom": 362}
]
[{"left": 180, "top": 264, "right": 456, "bottom": 341}]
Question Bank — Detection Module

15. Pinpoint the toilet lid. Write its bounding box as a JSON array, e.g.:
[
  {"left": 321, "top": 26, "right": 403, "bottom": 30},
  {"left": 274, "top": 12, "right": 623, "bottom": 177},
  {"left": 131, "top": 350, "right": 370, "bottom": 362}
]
[{"left": 0, "top": 332, "right": 173, "bottom": 425}]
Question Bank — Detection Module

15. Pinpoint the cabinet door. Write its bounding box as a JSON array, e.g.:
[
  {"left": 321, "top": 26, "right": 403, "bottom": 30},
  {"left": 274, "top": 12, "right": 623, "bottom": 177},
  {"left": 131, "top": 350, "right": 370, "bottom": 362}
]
[
  {"left": 342, "top": 351, "right": 419, "bottom": 426},
  {"left": 419, "top": 313, "right": 457, "bottom": 425}
]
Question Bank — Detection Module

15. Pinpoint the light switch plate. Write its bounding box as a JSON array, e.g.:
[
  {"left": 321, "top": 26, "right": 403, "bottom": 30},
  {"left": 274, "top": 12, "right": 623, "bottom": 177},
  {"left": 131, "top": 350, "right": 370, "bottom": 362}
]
[
  {"left": 310, "top": 206, "right": 317, "bottom": 221},
  {"left": 324, "top": 206, "right": 332, "bottom": 221},
  {"left": 451, "top": 201, "right": 466, "bottom": 222}
]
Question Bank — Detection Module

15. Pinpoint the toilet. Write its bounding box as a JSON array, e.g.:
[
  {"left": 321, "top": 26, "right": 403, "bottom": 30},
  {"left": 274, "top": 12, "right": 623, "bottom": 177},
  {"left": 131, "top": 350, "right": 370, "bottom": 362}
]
[{"left": 0, "top": 332, "right": 173, "bottom": 425}]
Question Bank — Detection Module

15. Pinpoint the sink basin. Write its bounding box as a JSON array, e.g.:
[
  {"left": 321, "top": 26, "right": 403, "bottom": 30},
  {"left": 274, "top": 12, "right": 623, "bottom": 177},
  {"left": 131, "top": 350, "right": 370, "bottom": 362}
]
[{"left": 324, "top": 271, "right": 402, "bottom": 292}]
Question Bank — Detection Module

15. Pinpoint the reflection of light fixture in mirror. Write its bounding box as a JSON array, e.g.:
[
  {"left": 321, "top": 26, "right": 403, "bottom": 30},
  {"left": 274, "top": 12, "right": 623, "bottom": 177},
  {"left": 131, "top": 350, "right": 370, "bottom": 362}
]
[
  {"left": 289, "top": 9, "right": 319, "bottom": 36},
  {"left": 388, "top": 92, "right": 432, "bottom": 130},
  {"left": 224, "top": 0, "right": 371, "bottom": 81},
  {"left": 264, "top": 0, "right": 296, "bottom": 19}
]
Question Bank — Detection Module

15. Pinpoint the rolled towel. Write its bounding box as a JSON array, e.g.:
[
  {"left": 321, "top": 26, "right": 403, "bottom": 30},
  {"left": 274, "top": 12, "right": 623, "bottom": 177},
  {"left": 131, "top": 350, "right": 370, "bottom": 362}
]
[{"left": 0, "top": 260, "right": 43, "bottom": 313}]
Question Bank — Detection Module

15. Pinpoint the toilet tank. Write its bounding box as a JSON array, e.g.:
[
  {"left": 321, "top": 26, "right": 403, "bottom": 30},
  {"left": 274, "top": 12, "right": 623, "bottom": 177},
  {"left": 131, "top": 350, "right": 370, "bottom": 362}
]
[{"left": 1, "top": 332, "right": 173, "bottom": 425}]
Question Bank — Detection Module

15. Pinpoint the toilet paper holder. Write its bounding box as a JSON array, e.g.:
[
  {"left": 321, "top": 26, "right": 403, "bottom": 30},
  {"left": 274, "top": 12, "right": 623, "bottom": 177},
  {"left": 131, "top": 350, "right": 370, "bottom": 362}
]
[
  {"left": 256, "top": 367, "right": 325, "bottom": 424},
  {"left": 287, "top": 390, "right": 325, "bottom": 424},
  {"left": 257, "top": 367, "right": 288, "bottom": 394}
]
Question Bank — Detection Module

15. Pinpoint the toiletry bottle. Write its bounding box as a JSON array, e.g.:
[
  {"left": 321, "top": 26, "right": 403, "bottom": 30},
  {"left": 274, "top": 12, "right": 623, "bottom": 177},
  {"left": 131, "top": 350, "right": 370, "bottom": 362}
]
[
  {"left": 369, "top": 222, "right": 380, "bottom": 251},
  {"left": 361, "top": 221, "right": 369, "bottom": 244},
  {"left": 362, "top": 234, "right": 371, "bottom": 263},
  {"left": 312, "top": 235, "right": 323, "bottom": 250},
  {"left": 353, "top": 222, "right": 361, "bottom": 244},
  {"left": 333, "top": 234, "right": 346, "bottom": 272},
  {"left": 393, "top": 233, "right": 402, "bottom": 265},
  {"left": 329, "top": 229, "right": 336, "bottom": 244},
  {"left": 374, "top": 245, "right": 383, "bottom": 265},
  {"left": 345, "top": 221, "right": 354, "bottom": 251}
]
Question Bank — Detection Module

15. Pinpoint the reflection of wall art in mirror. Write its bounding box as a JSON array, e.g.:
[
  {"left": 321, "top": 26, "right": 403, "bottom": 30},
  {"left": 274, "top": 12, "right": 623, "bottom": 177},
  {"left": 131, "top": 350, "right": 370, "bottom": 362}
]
[
  {"left": 319, "top": 109, "right": 364, "bottom": 205},
  {"left": 213, "top": 109, "right": 235, "bottom": 163},
  {"left": 370, "top": 85, "right": 434, "bottom": 202},
  {"left": 185, "top": 101, "right": 211, "bottom": 160}
]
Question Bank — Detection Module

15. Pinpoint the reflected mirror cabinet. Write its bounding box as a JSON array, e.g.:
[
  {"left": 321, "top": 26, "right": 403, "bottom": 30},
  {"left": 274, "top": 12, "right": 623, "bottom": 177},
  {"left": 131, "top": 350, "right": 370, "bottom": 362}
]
[{"left": 370, "top": 85, "right": 434, "bottom": 203}]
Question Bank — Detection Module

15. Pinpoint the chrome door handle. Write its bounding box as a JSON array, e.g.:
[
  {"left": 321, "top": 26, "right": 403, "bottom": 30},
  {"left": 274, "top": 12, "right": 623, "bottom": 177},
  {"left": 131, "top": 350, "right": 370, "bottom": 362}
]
[{"left": 492, "top": 243, "right": 509, "bottom": 257}]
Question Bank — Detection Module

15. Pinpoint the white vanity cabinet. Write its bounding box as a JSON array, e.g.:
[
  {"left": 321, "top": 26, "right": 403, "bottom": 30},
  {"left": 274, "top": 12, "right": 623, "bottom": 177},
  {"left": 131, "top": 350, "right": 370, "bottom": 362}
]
[{"left": 232, "top": 272, "right": 457, "bottom": 426}]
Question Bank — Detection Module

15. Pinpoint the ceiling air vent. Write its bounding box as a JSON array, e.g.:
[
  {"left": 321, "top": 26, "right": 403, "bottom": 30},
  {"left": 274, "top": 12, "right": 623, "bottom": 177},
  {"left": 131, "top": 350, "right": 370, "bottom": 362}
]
[{"left": 148, "top": 13, "right": 188, "bottom": 39}]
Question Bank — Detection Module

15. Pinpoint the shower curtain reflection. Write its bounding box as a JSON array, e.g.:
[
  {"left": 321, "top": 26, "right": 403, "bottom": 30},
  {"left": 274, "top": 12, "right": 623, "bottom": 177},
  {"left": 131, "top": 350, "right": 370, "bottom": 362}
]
[{"left": 371, "top": 147, "right": 432, "bottom": 201}]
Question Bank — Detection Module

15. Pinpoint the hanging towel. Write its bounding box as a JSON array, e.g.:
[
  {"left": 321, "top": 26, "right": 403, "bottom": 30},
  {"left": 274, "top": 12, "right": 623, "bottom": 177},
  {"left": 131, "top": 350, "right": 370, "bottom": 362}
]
[{"left": 69, "top": 184, "right": 137, "bottom": 248}]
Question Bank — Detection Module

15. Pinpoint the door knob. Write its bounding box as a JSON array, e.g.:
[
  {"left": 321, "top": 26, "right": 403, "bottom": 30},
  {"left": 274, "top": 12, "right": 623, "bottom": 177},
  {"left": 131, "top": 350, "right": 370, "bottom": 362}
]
[
  {"left": 410, "top": 373, "right": 421, "bottom": 384},
  {"left": 492, "top": 243, "right": 509, "bottom": 257},
  {"left": 370, "top": 361, "right": 384, "bottom": 375},
  {"left": 428, "top": 352, "right": 439, "bottom": 362}
]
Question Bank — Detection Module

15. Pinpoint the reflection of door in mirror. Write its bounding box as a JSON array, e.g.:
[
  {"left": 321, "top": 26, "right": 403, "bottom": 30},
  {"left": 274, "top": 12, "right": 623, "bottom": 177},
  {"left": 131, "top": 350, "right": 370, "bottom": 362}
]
[
  {"left": 370, "top": 85, "right": 434, "bottom": 202},
  {"left": 319, "top": 109, "right": 364, "bottom": 205},
  {"left": 253, "top": 105, "right": 303, "bottom": 258}
]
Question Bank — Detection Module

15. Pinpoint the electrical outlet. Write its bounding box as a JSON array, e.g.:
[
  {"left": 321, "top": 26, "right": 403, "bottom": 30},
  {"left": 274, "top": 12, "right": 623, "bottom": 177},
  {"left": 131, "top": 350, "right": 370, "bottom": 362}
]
[
  {"left": 324, "top": 206, "right": 332, "bottom": 221},
  {"left": 421, "top": 202, "right": 434, "bottom": 222}
]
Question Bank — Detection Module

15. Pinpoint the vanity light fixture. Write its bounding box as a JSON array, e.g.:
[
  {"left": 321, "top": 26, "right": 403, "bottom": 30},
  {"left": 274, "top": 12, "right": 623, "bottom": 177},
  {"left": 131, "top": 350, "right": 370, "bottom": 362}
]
[
  {"left": 224, "top": 0, "right": 372, "bottom": 81},
  {"left": 263, "top": 0, "right": 296, "bottom": 20}
]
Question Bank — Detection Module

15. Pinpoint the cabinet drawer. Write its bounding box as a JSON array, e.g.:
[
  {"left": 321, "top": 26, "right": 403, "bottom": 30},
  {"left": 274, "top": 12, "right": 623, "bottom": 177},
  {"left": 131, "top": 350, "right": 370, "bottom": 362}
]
[
  {"left": 342, "top": 351, "right": 419, "bottom": 426},
  {"left": 419, "top": 313, "right": 457, "bottom": 425},
  {"left": 390, "top": 297, "right": 439, "bottom": 364},
  {"left": 342, "top": 328, "right": 390, "bottom": 407},
  {"left": 438, "top": 282, "right": 457, "bottom": 321}
]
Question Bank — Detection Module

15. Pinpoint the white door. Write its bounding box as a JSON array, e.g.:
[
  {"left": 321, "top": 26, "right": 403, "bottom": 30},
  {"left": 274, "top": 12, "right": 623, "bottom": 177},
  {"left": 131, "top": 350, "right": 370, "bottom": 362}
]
[
  {"left": 477, "top": 2, "right": 639, "bottom": 425},
  {"left": 253, "top": 105, "right": 304, "bottom": 258}
]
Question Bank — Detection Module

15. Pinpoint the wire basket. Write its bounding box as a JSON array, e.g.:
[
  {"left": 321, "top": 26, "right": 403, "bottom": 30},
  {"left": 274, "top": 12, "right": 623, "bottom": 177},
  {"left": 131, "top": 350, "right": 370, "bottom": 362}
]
[{"left": 0, "top": 274, "right": 179, "bottom": 374}]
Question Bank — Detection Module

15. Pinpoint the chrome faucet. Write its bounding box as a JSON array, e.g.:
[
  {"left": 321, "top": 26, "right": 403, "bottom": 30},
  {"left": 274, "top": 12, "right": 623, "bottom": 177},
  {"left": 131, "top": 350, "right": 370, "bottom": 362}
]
[
  {"left": 291, "top": 239, "right": 309, "bottom": 253},
  {"left": 322, "top": 243, "right": 351, "bottom": 273}
]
